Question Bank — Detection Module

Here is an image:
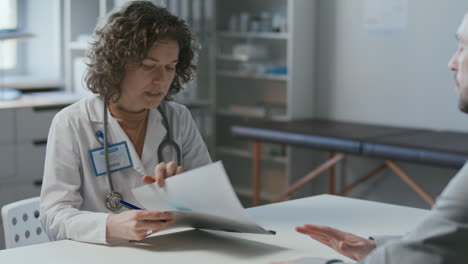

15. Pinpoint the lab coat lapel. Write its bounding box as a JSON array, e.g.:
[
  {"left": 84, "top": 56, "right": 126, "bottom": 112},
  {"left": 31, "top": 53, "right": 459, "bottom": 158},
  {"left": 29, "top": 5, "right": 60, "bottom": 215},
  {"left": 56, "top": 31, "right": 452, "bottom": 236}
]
[
  {"left": 106, "top": 108, "right": 148, "bottom": 176},
  {"left": 141, "top": 108, "right": 166, "bottom": 174},
  {"left": 86, "top": 96, "right": 162, "bottom": 176}
]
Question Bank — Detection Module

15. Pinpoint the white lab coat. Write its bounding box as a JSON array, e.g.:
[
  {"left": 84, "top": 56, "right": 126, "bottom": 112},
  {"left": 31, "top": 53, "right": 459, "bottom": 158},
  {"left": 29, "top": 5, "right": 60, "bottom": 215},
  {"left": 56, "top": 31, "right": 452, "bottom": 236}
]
[{"left": 39, "top": 95, "right": 212, "bottom": 244}]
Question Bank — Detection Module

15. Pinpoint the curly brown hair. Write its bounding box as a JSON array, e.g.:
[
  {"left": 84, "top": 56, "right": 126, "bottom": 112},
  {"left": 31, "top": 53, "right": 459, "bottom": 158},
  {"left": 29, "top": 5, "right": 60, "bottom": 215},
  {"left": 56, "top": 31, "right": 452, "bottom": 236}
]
[{"left": 85, "top": 0, "right": 196, "bottom": 102}]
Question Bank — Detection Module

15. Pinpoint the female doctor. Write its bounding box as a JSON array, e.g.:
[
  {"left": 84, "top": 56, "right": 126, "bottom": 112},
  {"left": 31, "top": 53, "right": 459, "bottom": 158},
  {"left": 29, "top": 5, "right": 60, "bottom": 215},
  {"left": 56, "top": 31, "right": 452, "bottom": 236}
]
[{"left": 39, "top": 1, "right": 211, "bottom": 244}]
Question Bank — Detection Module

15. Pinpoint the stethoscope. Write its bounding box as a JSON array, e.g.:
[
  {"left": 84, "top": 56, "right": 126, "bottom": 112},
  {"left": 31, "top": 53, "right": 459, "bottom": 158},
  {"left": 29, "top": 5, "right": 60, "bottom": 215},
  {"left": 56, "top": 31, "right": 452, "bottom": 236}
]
[{"left": 100, "top": 100, "right": 182, "bottom": 211}]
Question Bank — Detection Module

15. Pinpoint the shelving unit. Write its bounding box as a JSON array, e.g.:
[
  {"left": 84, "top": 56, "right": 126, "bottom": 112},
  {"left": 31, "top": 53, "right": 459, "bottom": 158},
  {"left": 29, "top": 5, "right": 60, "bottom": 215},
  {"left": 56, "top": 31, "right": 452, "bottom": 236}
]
[{"left": 213, "top": 0, "right": 317, "bottom": 203}]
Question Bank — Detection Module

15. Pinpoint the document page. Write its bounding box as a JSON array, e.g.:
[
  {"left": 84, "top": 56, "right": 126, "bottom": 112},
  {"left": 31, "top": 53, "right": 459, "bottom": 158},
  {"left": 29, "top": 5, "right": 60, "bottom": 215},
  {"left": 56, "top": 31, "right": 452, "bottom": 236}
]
[{"left": 132, "top": 161, "right": 274, "bottom": 235}]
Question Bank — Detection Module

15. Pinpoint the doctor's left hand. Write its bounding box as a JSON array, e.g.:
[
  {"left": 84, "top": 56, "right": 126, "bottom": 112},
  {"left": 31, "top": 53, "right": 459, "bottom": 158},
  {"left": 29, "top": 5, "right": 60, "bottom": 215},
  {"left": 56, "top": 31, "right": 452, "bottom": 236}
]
[{"left": 142, "top": 161, "right": 183, "bottom": 188}]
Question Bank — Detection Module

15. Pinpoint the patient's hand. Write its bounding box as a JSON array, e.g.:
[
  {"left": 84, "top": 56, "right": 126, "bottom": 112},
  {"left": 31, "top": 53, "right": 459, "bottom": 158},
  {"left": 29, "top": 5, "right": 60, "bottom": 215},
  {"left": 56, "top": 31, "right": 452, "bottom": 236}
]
[{"left": 296, "top": 224, "right": 376, "bottom": 261}]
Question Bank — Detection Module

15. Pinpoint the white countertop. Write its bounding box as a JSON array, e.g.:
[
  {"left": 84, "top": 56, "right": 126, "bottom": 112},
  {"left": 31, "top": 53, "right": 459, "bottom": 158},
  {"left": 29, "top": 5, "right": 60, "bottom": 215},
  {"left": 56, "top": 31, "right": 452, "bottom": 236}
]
[
  {"left": 0, "top": 91, "right": 84, "bottom": 109},
  {"left": 0, "top": 76, "right": 64, "bottom": 90}
]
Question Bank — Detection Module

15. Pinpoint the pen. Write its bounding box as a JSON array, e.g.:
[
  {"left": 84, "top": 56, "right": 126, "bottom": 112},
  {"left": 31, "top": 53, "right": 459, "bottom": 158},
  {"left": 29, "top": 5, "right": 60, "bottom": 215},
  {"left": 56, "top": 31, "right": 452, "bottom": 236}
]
[
  {"left": 117, "top": 200, "right": 143, "bottom": 210},
  {"left": 116, "top": 200, "right": 167, "bottom": 223}
]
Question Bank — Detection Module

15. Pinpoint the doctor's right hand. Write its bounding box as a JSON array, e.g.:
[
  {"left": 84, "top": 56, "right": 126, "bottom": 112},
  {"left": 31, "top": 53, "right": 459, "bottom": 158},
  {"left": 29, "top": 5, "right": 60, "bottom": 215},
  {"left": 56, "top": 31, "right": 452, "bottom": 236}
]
[
  {"left": 106, "top": 210, "right": 174, "bottom": 241},
  {"left": 142, "top": 161, "right": 183, "bottom": 188}
]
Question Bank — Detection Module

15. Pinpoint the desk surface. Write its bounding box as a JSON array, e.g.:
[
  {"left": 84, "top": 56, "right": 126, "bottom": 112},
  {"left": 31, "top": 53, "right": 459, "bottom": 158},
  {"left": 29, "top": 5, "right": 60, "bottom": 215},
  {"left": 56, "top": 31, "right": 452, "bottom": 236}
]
[{"left": 0, "top": 195, "right": 429, "bottom": 264}]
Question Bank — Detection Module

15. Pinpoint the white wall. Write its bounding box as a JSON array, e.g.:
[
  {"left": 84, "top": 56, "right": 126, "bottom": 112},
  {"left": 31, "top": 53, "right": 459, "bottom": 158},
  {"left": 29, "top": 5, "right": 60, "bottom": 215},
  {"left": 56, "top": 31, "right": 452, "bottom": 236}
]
[
  {"left": 295, "top": 0, "right": 468, "bottom": 209},
  {"left": 316, "top": 0, "right": 468, "bottom": 132}
]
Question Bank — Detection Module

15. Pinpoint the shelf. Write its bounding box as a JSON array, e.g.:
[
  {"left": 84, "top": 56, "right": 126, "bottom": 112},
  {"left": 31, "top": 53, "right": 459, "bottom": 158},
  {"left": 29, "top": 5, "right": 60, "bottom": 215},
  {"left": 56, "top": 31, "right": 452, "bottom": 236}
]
[
  {"left": 270, "top": 115, "right": 289, "bottom": 121},
  {"left": 234, "top": 186, "right": 278, "bottom": 202},
  {"left": 217, "top": 107, "right": 265, "bottom": 119},
  {"left": 216, "top": 110, "right": 263, "bottom": 119},
  {"left": 217, "top": 146, "right": 287, "bottom": 164},
  {"left": 0, "top": 32, "right": 34, "bottom": 41},
  {"left": 69, "top": 41, "right": 89, "bottom": 50},
  {"left": 217, "top": 31, "right": 289, "bottom": 40},
  {"left": 216, "top": 54, "right": 274, "bottom": 62},
  {"left": 216, "top": 109, "right": 288, "bottom": 121},
  {"left": 176, "top": 100, "right": 212, "bottom": 108},
  {"left": 216, "top": 71, "right": 288, "bottom": 81},
  {"left": 216, "top": 54, "right": 250, "bottom": 62}
]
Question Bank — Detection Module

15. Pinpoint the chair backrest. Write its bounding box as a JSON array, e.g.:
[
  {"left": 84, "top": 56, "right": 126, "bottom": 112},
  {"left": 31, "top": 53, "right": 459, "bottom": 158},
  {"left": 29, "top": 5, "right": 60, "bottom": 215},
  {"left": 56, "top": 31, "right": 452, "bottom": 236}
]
[{"left": 1, "top": 197, "right": 49, "bottom": 249}]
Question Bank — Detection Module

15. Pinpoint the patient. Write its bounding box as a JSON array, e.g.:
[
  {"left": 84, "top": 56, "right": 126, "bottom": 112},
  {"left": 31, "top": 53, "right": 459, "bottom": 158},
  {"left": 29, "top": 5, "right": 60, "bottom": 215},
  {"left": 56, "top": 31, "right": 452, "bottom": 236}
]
[{"left": 277, "top": 11, "right": 468, "bottom": 264}]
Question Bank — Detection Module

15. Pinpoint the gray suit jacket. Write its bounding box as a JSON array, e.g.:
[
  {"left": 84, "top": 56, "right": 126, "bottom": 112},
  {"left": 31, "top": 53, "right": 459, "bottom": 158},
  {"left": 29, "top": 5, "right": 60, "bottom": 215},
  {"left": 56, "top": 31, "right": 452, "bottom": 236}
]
[{"left": 298, "top": 162, "right": 468, "bottom": 264}]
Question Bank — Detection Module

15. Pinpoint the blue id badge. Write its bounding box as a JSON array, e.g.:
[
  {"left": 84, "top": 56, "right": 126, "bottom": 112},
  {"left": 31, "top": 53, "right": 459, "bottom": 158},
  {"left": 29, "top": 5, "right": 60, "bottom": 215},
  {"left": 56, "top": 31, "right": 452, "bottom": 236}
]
[{"left": 89, "top": 141, "right": 133, "bottom": 176}]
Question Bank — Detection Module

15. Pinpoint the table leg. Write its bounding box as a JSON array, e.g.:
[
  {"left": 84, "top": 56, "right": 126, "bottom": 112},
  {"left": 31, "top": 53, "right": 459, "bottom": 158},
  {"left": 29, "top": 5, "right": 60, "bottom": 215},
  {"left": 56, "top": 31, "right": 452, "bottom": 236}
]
[
  {"left": 338, "top": 163, "right": 387, "bottom": 196},
  {"left": 385, "top": 160, "right": 435, "bottom": 205},
  {"left": 271, "top": 153, "right": 346, "bottom": 203},
  {"left": 253, "top": 141, "right": 261, "bottom": 206},
  {"left": 329, "top": 152, "right": 335, "bottom": 194}
]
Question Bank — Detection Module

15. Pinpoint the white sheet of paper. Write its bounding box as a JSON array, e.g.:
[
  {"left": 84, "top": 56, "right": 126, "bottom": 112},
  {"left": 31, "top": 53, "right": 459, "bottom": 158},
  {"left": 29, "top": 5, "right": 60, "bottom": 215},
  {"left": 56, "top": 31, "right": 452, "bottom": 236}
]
[{"left": 132, "top": 161, "right": 271, "bottom": 234}]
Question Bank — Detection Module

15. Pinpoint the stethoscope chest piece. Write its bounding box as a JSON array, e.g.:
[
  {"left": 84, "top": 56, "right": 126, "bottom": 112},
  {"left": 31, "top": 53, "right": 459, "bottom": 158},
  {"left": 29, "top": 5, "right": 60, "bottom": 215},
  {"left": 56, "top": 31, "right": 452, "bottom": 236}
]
[{"left": 106, "top": 191, "right": 123, "bottom": 211}]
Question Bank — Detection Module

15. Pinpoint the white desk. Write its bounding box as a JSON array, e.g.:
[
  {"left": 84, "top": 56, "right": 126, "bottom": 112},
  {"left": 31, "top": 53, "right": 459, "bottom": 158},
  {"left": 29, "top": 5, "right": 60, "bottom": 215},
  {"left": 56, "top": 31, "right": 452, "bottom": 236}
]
[{"left": 0, "top": 195, "right": 429, "bottom": 263}]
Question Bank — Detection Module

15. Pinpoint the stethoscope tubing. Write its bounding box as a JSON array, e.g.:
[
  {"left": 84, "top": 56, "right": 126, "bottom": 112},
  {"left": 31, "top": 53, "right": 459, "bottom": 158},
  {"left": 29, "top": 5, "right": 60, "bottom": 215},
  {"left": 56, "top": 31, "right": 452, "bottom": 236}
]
[
  {"left": 102, "top": 99, "right": 181, "bottom": 211},
  {"left": 103, "top": 100, "right": 116, "bottom": 193},
  {"left": 157, "top": 104, "right": 182, "bottom": 165}
]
